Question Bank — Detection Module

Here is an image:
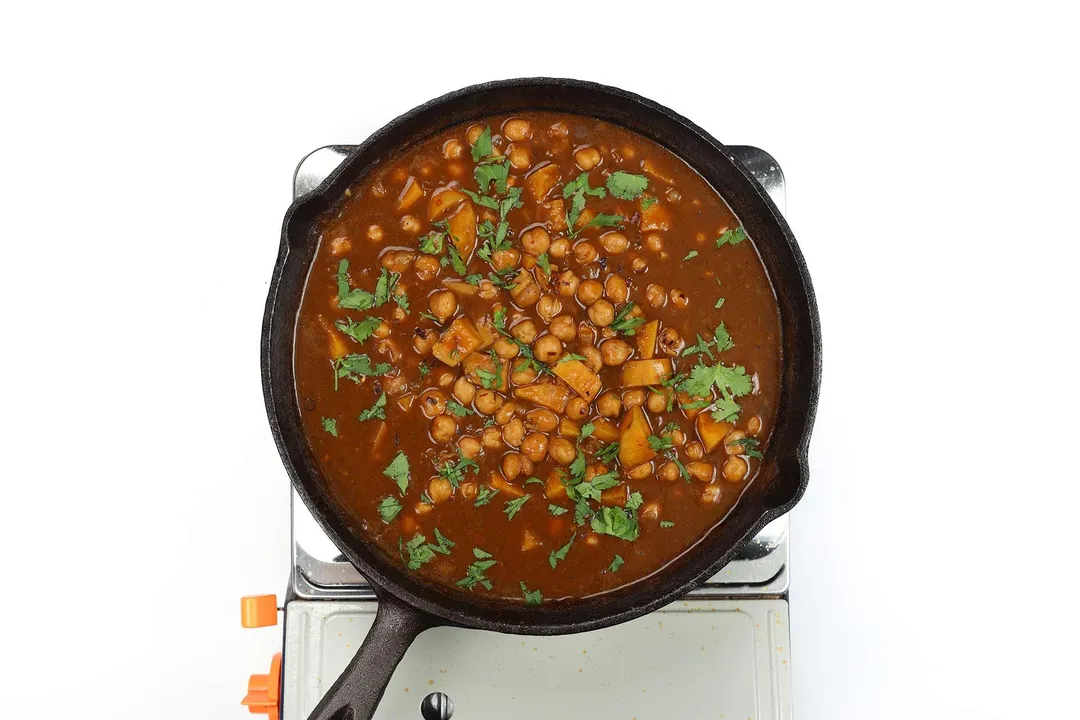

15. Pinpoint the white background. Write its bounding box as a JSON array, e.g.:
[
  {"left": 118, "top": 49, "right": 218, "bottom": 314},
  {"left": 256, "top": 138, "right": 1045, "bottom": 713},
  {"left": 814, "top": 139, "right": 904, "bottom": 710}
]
[{"left": 1, "top": 2, "right": 1077, "bottom": 718}]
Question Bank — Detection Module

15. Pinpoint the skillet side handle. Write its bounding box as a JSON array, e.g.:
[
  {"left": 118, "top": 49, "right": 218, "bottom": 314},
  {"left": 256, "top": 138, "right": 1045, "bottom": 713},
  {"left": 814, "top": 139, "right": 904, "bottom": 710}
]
[{"left": 306, "top": 594, "right": 437, "bottom": 720}]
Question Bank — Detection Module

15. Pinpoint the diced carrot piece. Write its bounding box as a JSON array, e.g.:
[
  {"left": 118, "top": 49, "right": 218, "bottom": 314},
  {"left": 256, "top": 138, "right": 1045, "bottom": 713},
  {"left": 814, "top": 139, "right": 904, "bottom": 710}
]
[
  {"left": 432, "top": 317, "right": 483, "bottom": 367},
  {"left": 490, "top": 474, "right": 525, "bottom": 497},
  {"left": 427, "top": 187, "right": 467, "bottom": 220},
  {"left": 696, "top": 414, "right": 734, "bottom": 453},
  {"left": 620, "top": 359, "right": 673, "bottom": 388},
  {"left": 522, "top": 528, "right": 541, "bottom": 551},
  {"left": 619, "top": 406, "right": 656, "bottom": 467},
  {"left": 591, "top": 418, "right": 620, "bottom": 442},
  {"left": 639, "top": 198, "right": 671, "bottom": 231},
  {"left": 525, "top": 163, "right": 561, "bottom": 202},
  {"left": 553, "top": 360, "right": 602, "bottom": 402},
  {"left": 446, "top": 201, "right": 477, "bottom": 259},
  {"left": 600, "top": 485, "right": 628, "bottom": 506},
  {"left": 513, "top": 383, "right": 571, "bottom": 413},
  {"left": 637, "top": 320, "right": 659, "bottom": 360},
  {"left": 545, "top": 470, "right": 566, "bottom": 499},
  {"left": 463, "top": 352, "right": 509, "bottom": 392},
  {"left": 396, "top": 175, "right": 424, "bottom": 211}
]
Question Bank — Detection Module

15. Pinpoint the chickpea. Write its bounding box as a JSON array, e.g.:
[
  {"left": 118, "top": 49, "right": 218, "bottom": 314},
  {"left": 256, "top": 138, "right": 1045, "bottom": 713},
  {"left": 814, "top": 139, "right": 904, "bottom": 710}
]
[
  {"left": 600, "top": 232, "right": 629, "bottom": 255},
  {"left": 419, "top": 389, "right": 447, "bottom": 419},
  {"left": 596, "top": 391, "right": 622, "bottom": 418},
  {"left": 685, "top": 441, "right": 705, "bottom": 460},
  {"left": 478, "top": 280, "right": 499, "bottom": 301},
  {"left": 631, "top": 256, "right": 649, "bottom": 273},
  {"left": 627, "top": 463, "right": 653, "bottom": 481},
  {"left": 573, "top": 241, "right": 599, "bottom": 265},
  {"left": 644, "top": 233, "right": 664, "bottom": 253},
  {"left": 466, "top": 125, "right": 484, "bottom": 145},
  {"left": 503, "top": 118, "right": 532, "bottom": 141},
  {"left": 725, "top": 429, "right": 747, "bottom": 455},
  {"left": 428, "top": 477, "right": 453, "bottom": 503},
  {"left": 494, "top": 337, "right": 520, "bottom": 359},
  {"left": 549, "top": 315, "right": 577, "bottom": 342},
  {"left": 722, "top": 456, "right": 749, "bottom": 483},
  {"left": 391, "top": 306, "right": 406, "bottom": 323},
  {"left": 623, "top": 389, "right": 646, "bottom": 408},
  {"left": 458, "top": 436, "right": 482, "bottom": 460},
  {"left": 670, "top": 288, "right": 690, "bottom": 309},
  {"left": 574, "top": 146, "right": 601, "bottom": 170},
  {"left": 669, "top": 428, "right": 686, "bottom": 446},
  {"left": 414, "top": 255, "right": 440, "bottom": 281},
  {"left": 659, "top": 327, "right": 684, "bottom": 356},
  {"left": 647, "top": 388, "right": 669, "bottom": 413},
  {"left": 443, "top": 138, "right": 464, "bottom": 160},
  {"left": 548, "top": 437, "right": 577, "bottom": 465},
  {"left": 430, "top": 415, "right": 457, "bottom": 443},
  {"left": 453, "top": 375, "right": 477, "bottom": 404},
  {"left": 646, "top": 284, "right": 667, "bottom": 308},
  {"left": 549, "top": 236, "right": 571, "bottom": 258},
  {"left": 659, "top": 461, "right": 680, "bottom": 482},
  {"left": 370, "top": 320, "right": 391, "bottom": 339},
  {"left": 383, "top": 374, "right": 408, "bottom": 396},
  {"left": 576, "top": 279, "right": 604, "bottom": 306},
  {"left": 600, "top": 338, "right": 633, "bottom": 366},
  {"left": 511, "top": 319, "right": 538, "bottom": 344},
  {"left": 502, "top": 453, "right": 524, "bottom": 481},
  {"left": 686, "top": 461, "right": 715, "bottom": 483},
  {"left": 521, "top": 226, "right": 551, "bottom": 256},
  {"left": 747, "top": 415, "right": 762, "bottom": 436},
  {"left": 604, "top": 274, "right": 629, "bottom": 303},
  {"left": 520, "top": 455, "right": 535, "bottom": 476},
  {"left": 565, "top": 397, "right": 589, "bottom": 421},
  {"left": 525, "top": 408, "right": 559, "bottom": 432},
  {"left": 549, "top": 121, "right": 569, "bottom": 137},
  {"left": 536, "top": 295, "right": 562, "bottom": 323},
  {"left": 412, "top": 328, "right": 437, "bottom": 355},
  {"left": 367, "top": 224, "right": 384, "bottom": 243},
  {"left": 582, "top": 345, "right": 603, "bottom": 373},
  {"left": 380, "top": 249, "right": 415, "bottom": 272},
  {"left": 400, "top": 215, "right": 421, "bottom": 234},
  {"left": 428, "top": 290, "right": 458, "bottom": 322},
  {"left": 495, "top": 401, "right": 519, "bottom": 426},
  {"left": 447, "top": 162, "right": 464, "bottom": 178},
  {"left": 508, "top": 145, "right": 531, "bottom": 169},
  {"left": 474, "top": 389, "right": 503, "bottom": 415},
  {"left": 482, "top": 426, "right": 504, "bottom": 450},
  {"left": 510, "top": 365, "right": 538, "bottom": 385},
  {"left": 533, "top": 334, "right": 563, "bottom": 363},
  {"left": 701, "top": 484, "right": 722, "bottom": 505},
  {"left": 492, "top": 249, "right": 521, "bottom": 271},
  {"left": 521, "top": 433, "right": 549, "bottom": 462},
  {"left": 502, "top": 417, "right": 526, "bottom": 447},
  {"left": 512, "top": 281, "right": 540, "bottom": 307},
  {"left": 588, "top": 299, "right": 615, "bottom": 327},
  {"left": 553, "top": 270, "right": 580, "bottom": 297}
]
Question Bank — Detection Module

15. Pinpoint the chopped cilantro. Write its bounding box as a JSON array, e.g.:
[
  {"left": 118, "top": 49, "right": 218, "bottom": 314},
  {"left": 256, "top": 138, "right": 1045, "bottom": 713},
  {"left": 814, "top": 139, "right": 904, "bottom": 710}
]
[
  {"left": 321, "top": 417, "right": 338, "bottom": 437},
  {"left": 667, "top": 451, "right": 691, "bottom": 482},
  {"left": 683, "top": 250, "right": 699, "bottom": 261},
  {"left": 608, "top": 554, "right": 625, "bottom": 572},
  {"left": 476, "top": 163, "right": 509, "bottom": 195},
  {"left": 572, "top": 213, "right": 623, "bottom": 238},
  {"left": 419, "top": 311, "right": 440, "bottom": 323},
  {"left": 727, "top": 436, "right": 763, "bottom": 459},
  {"left": 376, "top": 496, "right": 401, "bottom": 524},
  {"left": 595, "top": 442, "right": 620, "bottom": 464},
  {"left": 335, "top": 316, "right": 382, "bottom": 344},
  {"left": 640, "top": 195, "right": 658, "bottom": 210},
  {"left": 457, "top": 548, "right": 496, "bottom": 590},
  {"left": 357, "top": 392, "right": 387, "bottom": 422},
  {"left": 557, "top": 353, "right": 588, "bottom": 363},
  {"left": 470, "top": 127, "right": 495, "bottom": 162},
  {"left": 428, "top": 527, "right": 455, "bottom": 555},
  {"left": 716, "top": 226, "right": 747, "bottom": 247},
  {"left": 445, "top": 400, "right": 473, "bottom": 417},
  {"left": 418, "top": 230, "right": 444, "bottom": 255},
  {"left": 591, "top": 506, "right": 640, "bottom": 541},
  {"left": 605, "top": 171, "right": 649, "bottom": 200},
  {"left": 333, "top": 354, "right": 391, "bottom": 389},
  {"left": 461, "top": 187, "right": 500, "bottom": 210},
  {"left": 373, "top": 268, "right": 398, "bottom": 307},
  {"left": 394, "top": 291, "right": 409, "bottom": 314},
  {"left": 548, "top": 504, "right": 569, "bottom": 516},
  {"left": 660, "top": 520, "right": 675, "bottom": 528},
  {"left": 563, "top": 172, "right": 607, "bottom": 199},
  {"left": 625, "top": 492, "right": 643, "bottom": 510},
  {"left": 579, "top": 422, "right": 596, "bottom": 440},
  {"left": 536, "top": 252, "right": 552, "bottom": 276},
  {"left": 504, "top": 494, "right": 531, "bottom": 521},
  {"left": 678, "top": 361, "right": 753, "bottom": 400},
  {"left": 647, "top": 434, "right": 673, "bottom": 452},
  {"left": 548, "top": 535, "right": 575, "bottom": 569},
  {"left": 446, "top": 243, "right": 468, "bottom": 275},
  {"left": 520, "top": 582, "right": 543, "bottom": 605},
  {"left": 437, "top": 452, "right": 480, "bottom": 488},
  {"left": 401, "top": 533, "right": 436, "bottom": 570},
  {"left": 336, "top": 259, "right": 376, "bottom": 311},
  {"left": 383, "top": 452, "right": 410, "bottom": 495},
  {"left": 474, "top": 485, "right": 500, "bottom": 507},
  {"left": 524, "top": 476, "right": 545, "bottom": 487},
  {"left": 610, "top": 302, "right": 646, "bottom": 336}
]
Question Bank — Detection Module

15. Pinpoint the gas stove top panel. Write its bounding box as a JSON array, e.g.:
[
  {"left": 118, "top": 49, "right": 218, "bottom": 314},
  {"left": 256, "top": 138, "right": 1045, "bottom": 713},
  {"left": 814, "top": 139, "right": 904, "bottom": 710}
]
[{"left": 282, "top": 599, "right": 791, "bottom": 720}]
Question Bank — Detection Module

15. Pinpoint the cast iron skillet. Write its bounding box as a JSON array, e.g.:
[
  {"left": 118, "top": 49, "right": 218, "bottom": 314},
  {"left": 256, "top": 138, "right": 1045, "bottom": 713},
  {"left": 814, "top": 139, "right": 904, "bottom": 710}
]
[{"left": 262, "top": 78, "right": 821, "bottom": 720}]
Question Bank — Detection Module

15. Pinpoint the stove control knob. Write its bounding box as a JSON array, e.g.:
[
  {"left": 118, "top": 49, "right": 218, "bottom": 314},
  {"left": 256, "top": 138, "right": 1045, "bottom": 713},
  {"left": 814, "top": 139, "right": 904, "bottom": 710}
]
[
  {"left": 241, "top": 594, "right": 278, "bottom": 628},
  {"left": 241, "top": 652, "right": 281, "bottom": 719}
]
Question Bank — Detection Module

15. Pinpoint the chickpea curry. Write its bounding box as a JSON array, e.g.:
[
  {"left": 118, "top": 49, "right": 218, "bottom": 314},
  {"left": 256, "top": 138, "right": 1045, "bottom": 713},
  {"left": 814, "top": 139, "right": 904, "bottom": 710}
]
[{"left": 294, "top": 112, "right": 781, "bottom": 603}]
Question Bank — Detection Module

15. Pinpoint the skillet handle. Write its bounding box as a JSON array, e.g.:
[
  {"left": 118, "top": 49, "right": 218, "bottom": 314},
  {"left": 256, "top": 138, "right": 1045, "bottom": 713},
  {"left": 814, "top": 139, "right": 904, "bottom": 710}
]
[{"left": 306, "top": 594, "right": 437, "bottom": 720}]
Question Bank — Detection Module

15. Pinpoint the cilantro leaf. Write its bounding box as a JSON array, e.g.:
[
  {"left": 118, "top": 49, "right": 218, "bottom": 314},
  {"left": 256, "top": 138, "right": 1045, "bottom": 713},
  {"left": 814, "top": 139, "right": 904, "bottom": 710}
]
[
  {"left": 334, "top": 354, "right": 391, "bottom": 388},
  {"left": 557, "top": 353, "right": 588, "bottom": 363},
  {"left": 579, "top": 422, "right": 596, "bottom": 440},
  {"left": 606, "top": 171, "right": 649, "bottom": 200},
  {"left": 357, "top": 392, "right": 388, "bottom": 422},
  {"left": 716, "top": 226, "right": 747, "bottom": 247},
  {"left": 418, "top": 230, "right": 445, "bottom": 255},
  {"left": 573, "top": 213, "right": 623, "bottom": 238},
  {"left": 373, "top": 268, "right": 398, "bottom": 307},
  {"left": 457, "top": 549, "right": 496, "bottom": 590},
  {"left": 504, "top": 494, "right": 531, "bottom": 521},
  {"left": 591, "top": 506, "right": 640, "bottom": 541},
  {"left": 667, "top": 451, "right": 691, "bottom": 482},
  {"left": 524, "top": 476, "right": 545, "bottom": 487},
  {"left": 520, "top": 582, "right": 543, "bottom": 605},
  {"left": 562, "top": 172, "right": 607, "bottom": 199},
  {"left": 625, "top": 492, "right": 643, "bottom": 511},
  {"left": 683, "top": 250, "right": 699, "bottom": 261},
  {"left": 461, "top": 187, "right": 500, "bottom": 210},
  {"left": 335, "top": 316, "right": 382, "bottom": 344},
  {"left": 660, "top": 520, "right": 675, "bottom": 528},
  {"left": 475, "top": 162, "right": 509, "bottom": 194},
  {"left": 401, "top": 533, "right": 436, "bottom": 570},
  {"left": 595, "top": 442, "right": 620, "bottom": 465},
  {"left": 383, "top": 452, "right": 410, "bottom": 495},
  {"left": 640, "top": 196, "right": 658, "bottom": 210},
  {"left": 548, "top": 504, "right": 569, "bottom": 516},
  {"left": 428, "top": 527, "right": 455, "bottom": 555},
  {"left": 445, "top": 400, "right": 473, "bottom": 417},
  {"left": 678, "top": 361, "right": 753, "bottom": 399},
  {"left": 436, "top": 452, "right": 480, "bottom": 489},
  {"left": 336, "top": 259, "right": 377, "bottom": 311},
  {"left": 608, "top": 554, "right": 624, "bottom": 572},
  {"left": 321, "top": 417, "right": 338, "bottom": 436},
  {"left": 474, "top": 485, "right": 500, "bottom": 507},
  {"left": 565, "top": 190, "right": 587, "bottom": 230},
  {"left": 610, "top": 302, "right": 646, "bottom": 336},
  {"left": 446, "top": 244, "right": 468, "bottom": 275},
  {"left": 376, "top": 496, "right": 401, "bottom": 524},
  {"left": 470, "top": 126, "right": 494, "bottom": 162},
  {"left": 647, "top": 434, "right": 673, "bottom": 451},
  {"left": 727, "top": 436, "right": 764, "bottom": 459},
  {"left": 536, "top": 252, "right": 552, "bottom": 276},
  {"left": 549, "top": 535, "right": 575, "bottom": 569}
]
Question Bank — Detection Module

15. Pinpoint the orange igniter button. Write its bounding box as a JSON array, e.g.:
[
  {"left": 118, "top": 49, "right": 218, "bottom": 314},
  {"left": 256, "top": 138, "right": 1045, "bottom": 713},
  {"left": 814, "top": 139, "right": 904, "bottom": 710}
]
[{"left": 240, "top": 594, "right": 278, "bottom": 628}]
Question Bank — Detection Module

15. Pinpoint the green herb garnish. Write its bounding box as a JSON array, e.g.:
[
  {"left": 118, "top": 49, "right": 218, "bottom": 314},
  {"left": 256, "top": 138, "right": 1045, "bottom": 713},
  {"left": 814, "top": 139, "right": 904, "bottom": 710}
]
[
  {"left": 321, "top": 417, "right": 338, "bottom": 436},
  {"left": 504, "top": 494, "right": 531, "bottom": 521},
  {"left": 536, "top": 252, "right": 551, "bottom": 276},
  {"left": 437, "top": 452, "right": 480, "bottom": 489},
  {"left": 376, "top": 496, "right": 401, "bottom": 523},
  {"left": 357, "top": 392, "right": 388, "bottom": 422},
  {"left": 457, "top": 548, "right": 496, "bottom": 590},
  {"left": 548, "top": 504, "right": 569, "bottom": 516},
  {"left": 335, "top": 316, "right": 382, "bottom": 344},
  {"left": 383, "top": 452, "right": 410, "bottom": 495},
  {"left": 683, "top": 250, "right": 699, "bottom": 261},
  {"left": 334, "top": 354, "right": 391, "bottom": 389},
  {"left": 660, "top": 520, "right": 675, "bottom": 528},
  {"left": 608, "top": 554, "right": 625, "bottom": 572},
  {"left": 610, "top": 302, "right": 646, "bottom": 336},
  {"left": 520, "top": 582, "right": 543, "bottom": 605},
  {"left": 726, "top": 436, "right": 763, "bottom": 459},
  {"left": 605, "top": 171, "right": 648, "bottom": 200},
  {"left": 336, "top": 259, "right": 376, "bottom": 310},
  {"left": 474, "top": 485, "right": 500, "bottom": 507},
  {"left": 647, "top": 434, "right": 673, "bottom": 452},
  {"left": 401, "top": 533, "right": 436, "bottom": 570},
  {"left": 428, "top": 527, "right": 455, "bottom": 555},
  {"left": 591, "top": 506, "right": 640, "bottom": 541},
  {"left": 595, "top": 442, "right": 620, "bottom": 465},
  {"left": 640, "top": 196, "right": 658, "bottom": 210},
  {"left": 445, "top": 400, "right": 473, "bottom": 417},
  {"left": 549, "top": 535, "right": 575, "bottom": 569},
  {"left": 716, "top": 226, "right": 747, "bottom": 247}
]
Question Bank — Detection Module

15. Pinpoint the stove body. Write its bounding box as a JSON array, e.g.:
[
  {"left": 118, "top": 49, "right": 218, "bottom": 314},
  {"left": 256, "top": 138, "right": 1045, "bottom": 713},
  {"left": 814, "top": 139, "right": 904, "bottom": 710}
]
[{"left": 266, "top": 145, "right": 793, "bottom": 720}]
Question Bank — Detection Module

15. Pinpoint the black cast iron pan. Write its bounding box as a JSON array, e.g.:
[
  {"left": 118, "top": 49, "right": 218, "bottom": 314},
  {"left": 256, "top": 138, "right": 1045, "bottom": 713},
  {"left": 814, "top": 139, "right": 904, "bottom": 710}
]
[{"left": 262, "top": 77, "right": 821, "bottom": 720}]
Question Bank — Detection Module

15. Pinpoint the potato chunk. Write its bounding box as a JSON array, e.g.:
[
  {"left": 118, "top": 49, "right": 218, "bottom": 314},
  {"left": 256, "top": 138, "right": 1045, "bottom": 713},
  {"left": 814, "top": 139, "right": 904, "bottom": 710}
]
[
  {"left": 432, "top": 317, "right": 483, "bottom": 367},
  {"left": 619, "top": 405, "right": 656, "bottom": 467},
  {"left": 591, "top": 418, "right": 620, "bottom": 442},
  {"left": 396, "top": 175, "right": 424, "bottom": 211},
  {"left": 514, "top": 382, "right": 571, "bottom": 413},
  {"left": 620, "top": 358, "right": 673, "bottom": 388},
  {"left": 553, "top": 359, "right": 602, "bottom": 402},
  {"left": 428, "top": 187, "right": 467, "bottom": 220},
  {"left": 446, "top": 201, "right": 477, "bottom": 259},
  {"left": 463, "top": 352, "right": 510, "bottom": 392},
  {"left": 525, "top": 162, "right": 561, "bottom": 203},
  {"left": 696, "top": 414, "right": 734, "bottom": 453},
  {"left": 489, "top": 473, "right": 525, "bottom": 497},
  {"left": 636, "top": 320, "right": 659, "bottom": 360},
  {"left": 639, "top": 197, "right": 671, "bottom": 232}
]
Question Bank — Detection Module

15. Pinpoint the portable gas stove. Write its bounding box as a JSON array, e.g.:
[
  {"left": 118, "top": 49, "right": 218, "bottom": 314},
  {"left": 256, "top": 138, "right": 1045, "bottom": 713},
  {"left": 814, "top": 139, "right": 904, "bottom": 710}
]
[{"left": 241, "top": 144, "right": 793, "bottom": 720}]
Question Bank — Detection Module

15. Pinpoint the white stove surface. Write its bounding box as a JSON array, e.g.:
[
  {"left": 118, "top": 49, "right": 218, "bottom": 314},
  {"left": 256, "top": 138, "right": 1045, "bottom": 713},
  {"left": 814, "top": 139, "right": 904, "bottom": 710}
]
[{"left": 282, "top": 143, "right": 794, "bottom": 720}]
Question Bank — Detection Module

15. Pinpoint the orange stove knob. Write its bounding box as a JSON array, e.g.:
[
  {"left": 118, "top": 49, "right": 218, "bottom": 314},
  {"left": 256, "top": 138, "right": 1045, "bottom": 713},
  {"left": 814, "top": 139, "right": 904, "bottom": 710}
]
[
  {"left": 241, "top": 652, "right": 281, "bottom": 719},
  {"left": 240, "top": 594, "right": 278, "bottom": 628}
]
